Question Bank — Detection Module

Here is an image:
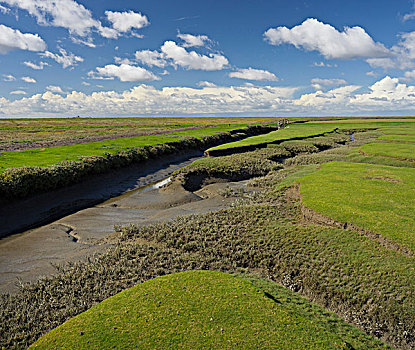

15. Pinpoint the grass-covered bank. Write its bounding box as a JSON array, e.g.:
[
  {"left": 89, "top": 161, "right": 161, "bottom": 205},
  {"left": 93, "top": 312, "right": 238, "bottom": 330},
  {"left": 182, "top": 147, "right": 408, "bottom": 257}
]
[
  {"left": 31, "top": 271, "right": 389, "bottom": 350},
  {"left": 175, "top": 131, "right": 352, "bottom": 191},
  {"left": 205, "top": 123, "right": 340, "bottom": 156},
  {"left": 0, "top": 116, "right": 279, "bottom": 153}
]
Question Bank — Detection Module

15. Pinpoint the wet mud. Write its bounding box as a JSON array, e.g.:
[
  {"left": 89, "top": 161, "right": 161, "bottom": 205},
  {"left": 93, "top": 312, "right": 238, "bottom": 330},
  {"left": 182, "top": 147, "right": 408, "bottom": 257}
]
[{"left": 0, "top": 175, "right": 254, "bottom": 293}]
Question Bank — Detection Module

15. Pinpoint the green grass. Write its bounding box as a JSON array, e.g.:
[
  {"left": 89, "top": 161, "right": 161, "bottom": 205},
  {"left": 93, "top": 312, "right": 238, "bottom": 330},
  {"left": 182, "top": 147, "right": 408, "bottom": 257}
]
[
  {"left": 285, "top": 131, "right": 415, "bottom": 168},
  {"left": 207, "top": 120, "right": 415, "bottom": 153},
  {"left": 378, "top": 127, "right": 415, "bottom": 136},
  {"left": 2, "top": 186, "right": 412, "bottom": 348},
  {"left": 297, "top": 161, "right": 415, "bottom": 252},
  {"left": 0, "top": 125, "right": 249, "bottom": 171},
  {"left": 30, "top": 271, "right": 388, "bottom": 350},
  {"left": 0, "top": 134, "right": 180, "bottom": 170},
  {"left": 2, "top": 124, "right": 415, "bottom": 349},
  {"left": 207, "top": 123, "right": 339, "bottom": 152},
  {"left": 360, "top": 142, "right": 415, "bottom": 161},
  {"left": 0, "top": 116, "right": 281, "bottom": 153}
]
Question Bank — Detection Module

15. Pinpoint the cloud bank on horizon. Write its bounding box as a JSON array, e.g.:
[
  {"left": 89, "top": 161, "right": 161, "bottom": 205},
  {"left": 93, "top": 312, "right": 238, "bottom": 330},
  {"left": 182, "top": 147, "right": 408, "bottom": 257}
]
[{"left": 1, "top": 0, "right": 415, "bottom": 117}]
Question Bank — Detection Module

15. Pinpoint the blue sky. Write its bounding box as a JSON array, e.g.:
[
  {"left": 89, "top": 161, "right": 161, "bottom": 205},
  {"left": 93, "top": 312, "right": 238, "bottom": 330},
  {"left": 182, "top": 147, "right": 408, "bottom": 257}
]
[{"left": 1, "top": 0, "right": 415, "bottom": 117}]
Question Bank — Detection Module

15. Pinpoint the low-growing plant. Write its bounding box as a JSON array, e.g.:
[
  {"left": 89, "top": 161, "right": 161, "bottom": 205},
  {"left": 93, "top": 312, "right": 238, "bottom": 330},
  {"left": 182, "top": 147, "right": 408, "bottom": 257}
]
[{"left": 280, "top": 140, "right": 319, "bottom": 154}]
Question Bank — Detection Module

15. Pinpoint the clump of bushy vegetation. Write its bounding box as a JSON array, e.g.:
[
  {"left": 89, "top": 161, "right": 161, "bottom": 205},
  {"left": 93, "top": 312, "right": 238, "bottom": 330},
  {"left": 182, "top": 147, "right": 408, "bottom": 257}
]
[
  {"left": 174, "top": 146, "right": 288, "bottom": 191},
  {"left": 280, "top": 140, "right": 319, "bottom": 154}
]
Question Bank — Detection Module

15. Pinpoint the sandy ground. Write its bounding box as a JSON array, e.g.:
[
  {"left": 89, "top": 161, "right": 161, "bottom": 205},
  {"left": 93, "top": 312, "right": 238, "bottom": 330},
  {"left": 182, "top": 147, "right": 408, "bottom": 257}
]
[{"left": 0, "top": 175, "right": 257, "bottom": 294}]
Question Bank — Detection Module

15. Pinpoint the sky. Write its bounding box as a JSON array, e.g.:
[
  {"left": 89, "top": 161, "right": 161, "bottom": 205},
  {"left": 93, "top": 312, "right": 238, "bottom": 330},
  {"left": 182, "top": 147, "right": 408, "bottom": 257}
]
[{"left": 1, "top": 0, "right": 415, "bottom": 117}]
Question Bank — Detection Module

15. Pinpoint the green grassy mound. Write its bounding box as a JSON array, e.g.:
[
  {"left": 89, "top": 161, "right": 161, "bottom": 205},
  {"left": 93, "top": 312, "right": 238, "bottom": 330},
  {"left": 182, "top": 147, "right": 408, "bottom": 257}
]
[
  {"left": 206, "top": 119, "right": 415, "bottom": 154},
  {"left": 30, "top": 271, "right": 388, "bottom": 350},
  {"left": 297, "top": 162, "right": 415, "bottom": 252}
]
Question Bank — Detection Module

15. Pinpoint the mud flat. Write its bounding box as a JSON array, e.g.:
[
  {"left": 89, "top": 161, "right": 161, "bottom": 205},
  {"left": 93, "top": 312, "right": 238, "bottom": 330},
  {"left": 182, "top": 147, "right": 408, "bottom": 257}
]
[{"left": 0, "top": 174, "right": 255, "bottom": 293}]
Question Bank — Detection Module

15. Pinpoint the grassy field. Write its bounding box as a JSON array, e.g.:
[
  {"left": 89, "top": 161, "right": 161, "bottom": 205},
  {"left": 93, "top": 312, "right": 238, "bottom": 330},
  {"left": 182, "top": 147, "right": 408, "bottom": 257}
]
[
  {"left": 286, "top": 130, "right": 415, "bottom": 168},
  {"left": 30, "top": 271, "right": 388, "bottom": 350},
  {"left": 0, "top": 116, "right": 278, "bottom": 152},
  {"left": 379, "top": 134, "right": 415, "bottom": 142},
  {"left": 1, "top": 118, "right": 415, "bottom": 349},
  {"left": 0, "top": 124, "right": 262, "bottom": 171},
  {"left": 359, "top": 142, "right": 415, "bottom": 161},
  {"left": 297, "top": 161, "right": 415, "bottom": 252}
]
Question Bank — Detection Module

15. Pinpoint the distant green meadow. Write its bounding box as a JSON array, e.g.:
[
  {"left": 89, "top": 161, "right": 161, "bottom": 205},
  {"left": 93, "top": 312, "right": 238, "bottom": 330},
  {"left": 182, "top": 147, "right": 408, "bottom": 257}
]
[
  {"left": 207, "top": 120, "right": 415, "bottom": 153},
  {"left": 360, "top": 142, "right": 415, "bottom": 161},
  {"left": 207, "top": 123, "right": 339, "bottom": 151},
  {"left": 0, "top": 125, "right": 249, "bottom": 171}
]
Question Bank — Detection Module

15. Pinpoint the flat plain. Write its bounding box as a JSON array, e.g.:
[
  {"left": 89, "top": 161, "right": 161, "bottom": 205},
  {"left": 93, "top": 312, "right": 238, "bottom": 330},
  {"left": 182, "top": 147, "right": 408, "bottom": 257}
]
[{"left": 1, "top": 116, "right": 414, "bottom": 350}]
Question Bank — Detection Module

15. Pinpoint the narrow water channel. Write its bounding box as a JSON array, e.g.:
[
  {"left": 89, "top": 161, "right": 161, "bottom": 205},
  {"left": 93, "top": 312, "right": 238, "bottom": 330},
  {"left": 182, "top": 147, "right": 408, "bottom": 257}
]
[{"left": 0, "top": 153, "right": 204, "bottom": 293}]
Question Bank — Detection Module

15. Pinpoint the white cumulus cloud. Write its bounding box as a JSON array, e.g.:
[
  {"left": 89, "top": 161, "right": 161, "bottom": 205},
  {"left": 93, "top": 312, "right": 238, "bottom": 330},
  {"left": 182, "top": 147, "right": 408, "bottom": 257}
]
[
  {"left": 177, "top": 33, "right": 210, "bottom": 47},
  {"left": 264, "top": 18, "right": 389, "bottom": 60},
  {"left": 41, "top": 48, "right": 84, "bottom": 68},
  {"left": 3, "top": 78, "right": 415, "bottom": 116},
  {"left": 160, "top": 41, "right": 228, "bottom": 70},
  {"left": 295, "top": 85, "right": 362, "bottom": 111},
  {"left": 23, "top": 61, "right": 49, "bottom": 70},
  {"left": 1, "top": 0, "right": 149, "bottom": 41},
  {"left": 46, "top": 85, "right": 65, "bottom": 94},
  {"left": 2, "top": 0, "right": 99, "bottom": 37},
  {"left": 10, "top": 90, "right": 26, "bottom": 95},
  {"left": 21, "top": 76, "right": 36, "bottom": 83},
  {"left": 105, "top": 10, "right": 149, "bottom": 33},
  {"left": 0, "top": 84, "right": 297, "bottom": 117},
  {"left": 0, "top": 24, "right": 46, "bottom": 54},
  {"left": 88, "top": 64, "right": 160, "bottom": 82},
  {"left": 367, "top": 31, "right": 415, "bottom": 72},
  {"left": 229, "top": 67, "right": 278, "bottom": 81},
  {"left": 197, "top": 81, "right": 217, "bottom": 87},
  {"left": 351, "top": 76, "right": 415, "bottom": 110}
]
